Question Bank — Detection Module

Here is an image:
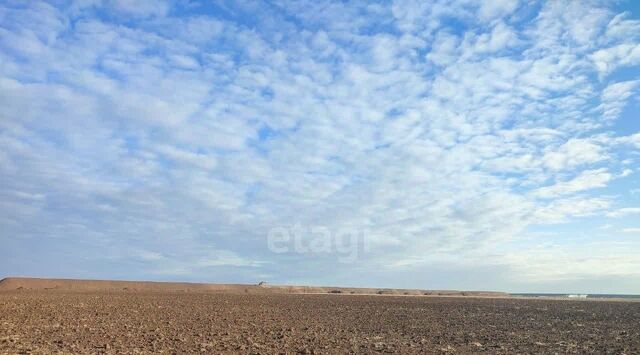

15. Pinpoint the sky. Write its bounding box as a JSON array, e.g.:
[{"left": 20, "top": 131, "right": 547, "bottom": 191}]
[{"left": 1, "top": 0, "right": 640, "bottom": 294}]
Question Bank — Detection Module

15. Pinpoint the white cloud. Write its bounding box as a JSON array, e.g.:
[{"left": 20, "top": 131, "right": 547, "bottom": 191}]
[
  {"left": 599, "top": 80, "right": 640, "bottom": 122},
  {"left": 607, "top": 208, "right": 640, "bottom": 218},
  {"left": 0, "top": 0, "right": 639, "bottom": 290},
  {"left": 477, "top": 0, "right": 519, "bottom": 22},
  {"left": 426, "top": 31, "right": 460, "bottom": 66},
  {"left": 620, "top": 168, "right": 633, "bottom": 177},
  {"left": 501, "top": 241, "right": 640, "bottom": 282},
  {"left": 542, "top": 139, "right": 607, "bottom": 171},
  {"left": 155, "top": 145, "right": 217, "bottom": 170},
  {"left": 592, "top": 43, "right": 640, "bottom": 75},
  {"left": 169, "top": 54, "right": 200, "bottom": 70},
  {"left": 108, "top": 0, "right": 170, "bottom": 18},
  {"left": 535, "top": 168, "right": 612, "bottom": 198},
  {"left": 605, "top": 12, "right": 640, "bottom": 41},
  {"left": 472, "top": 22, "right": 519, "bottom": 53},
  {"left": 534, "top": 197, "right": 611, "bottom": 223}
]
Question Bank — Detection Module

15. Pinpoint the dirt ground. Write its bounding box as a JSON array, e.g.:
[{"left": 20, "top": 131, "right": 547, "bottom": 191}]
[{"left": 1, "top": 291, "right": 639, "bottom": 354}]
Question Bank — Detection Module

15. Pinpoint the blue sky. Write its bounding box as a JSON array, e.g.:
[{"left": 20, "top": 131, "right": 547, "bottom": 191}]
[{"left": 1, "top": 0, "right": 640, "bottom": 294}]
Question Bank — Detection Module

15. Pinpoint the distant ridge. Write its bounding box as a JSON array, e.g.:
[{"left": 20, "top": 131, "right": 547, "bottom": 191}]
[{"left": 0, "top": 277, "right": 506, "bottom": 297}]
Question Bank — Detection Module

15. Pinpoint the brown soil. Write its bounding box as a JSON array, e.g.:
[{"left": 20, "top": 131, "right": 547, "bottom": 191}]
[
  {"left": 0, "top": 277, "right": 505, "bottom": 297},
  {"left": 1, "top": 286, "right": 639, "bottom": 354}
]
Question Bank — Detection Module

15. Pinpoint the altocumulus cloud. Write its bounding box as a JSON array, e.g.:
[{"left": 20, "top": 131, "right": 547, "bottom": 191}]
[{"left": 1, "top": 0, "right": 640, "bottom": 293}]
